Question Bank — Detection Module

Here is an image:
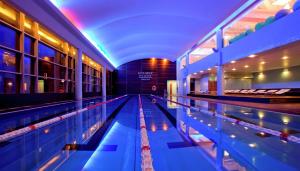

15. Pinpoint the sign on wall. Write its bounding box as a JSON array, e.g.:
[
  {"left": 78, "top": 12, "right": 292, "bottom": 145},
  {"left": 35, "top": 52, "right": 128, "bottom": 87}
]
[{"left": 138, "top": 72, "right": 153, "bottom": 81}]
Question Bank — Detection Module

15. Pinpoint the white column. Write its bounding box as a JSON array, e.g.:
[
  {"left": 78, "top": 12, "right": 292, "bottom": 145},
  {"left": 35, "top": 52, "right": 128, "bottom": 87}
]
[
  {"left": 176, "top": 58, "right": 184, "bottom": 96},
  {"left": 186, "top": 75, "right": 191, "bottom": 95},
  {"left": 101, "top": 66, "right": 107, "bottom": 123},
  {"left": 216, "top": 30, "right": 224, "bottom": 96},
  {"left": 184, "top": 53, "right": 190, "bottom": 96},
  {"left": 75, "top": 49, "right": 82, "bottom": 100},
  {"left": 102, "top": 66, "right": 106, "bottom": 99}
]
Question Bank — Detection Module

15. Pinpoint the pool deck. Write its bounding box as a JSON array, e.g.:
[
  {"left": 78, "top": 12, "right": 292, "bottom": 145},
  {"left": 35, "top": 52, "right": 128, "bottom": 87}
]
[{"left": 185, "top": 95, "right": 300, "bottom": 115}]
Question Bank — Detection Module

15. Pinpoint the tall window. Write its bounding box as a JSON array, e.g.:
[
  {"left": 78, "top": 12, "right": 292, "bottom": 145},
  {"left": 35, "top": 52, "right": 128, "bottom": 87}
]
[
  {"left": 82, "top": 55, "right": 102, "bottom": 95},
  {"left": 38, "top": 43, "right": 66, "bottom": 93},
  {"left": 0, "top": 23, "right": 20, "bottom": 94}
]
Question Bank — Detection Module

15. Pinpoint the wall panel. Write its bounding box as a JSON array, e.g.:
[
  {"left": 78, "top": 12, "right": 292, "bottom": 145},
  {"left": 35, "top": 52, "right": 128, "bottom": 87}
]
[{"left": 114, "top": 59, "right": 176, "bottom": 95}]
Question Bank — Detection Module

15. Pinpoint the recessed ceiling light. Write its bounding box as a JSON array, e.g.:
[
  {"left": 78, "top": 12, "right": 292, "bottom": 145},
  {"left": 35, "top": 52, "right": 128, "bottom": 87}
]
[
  {"left": 244, "top": 65, "right": 249, "bottom": 68},
  {"left": 260, "top": 61, "right": 266, "bottom": 65},
  {"left": 282, "top": 56, "right": 288, "bottom": 60},
  {"left": 200, "top": 70, "right": 204, "bottom": 73},
  {"left": 231, "top": 60, "right": 236, "bottom": 63},
  {"left": 208, "top": 68, "right": 211, "bottom": 71},
  {"left": 193, "top": 72, "right": 197, "bottom": 75},
  {"left": 232, "top": 68, "right": 236, "bottom": 71},
  {"left": 249, "top": 54, "right": 256, "bottom": 58}
]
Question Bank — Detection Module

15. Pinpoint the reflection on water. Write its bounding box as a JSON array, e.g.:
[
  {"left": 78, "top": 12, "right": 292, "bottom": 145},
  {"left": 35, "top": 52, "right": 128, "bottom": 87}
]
[
  {"left": 0, "top": 97, "right": 127, "bottom": 171},
  {"left": 173, "top": 98, "right": 300, "bottom": 171}
]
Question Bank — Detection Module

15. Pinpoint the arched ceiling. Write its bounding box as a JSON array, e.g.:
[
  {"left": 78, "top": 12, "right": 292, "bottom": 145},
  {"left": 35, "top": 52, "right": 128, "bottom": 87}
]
[{"left": 50, "top": 0, "right": 247, "bottom": 67}]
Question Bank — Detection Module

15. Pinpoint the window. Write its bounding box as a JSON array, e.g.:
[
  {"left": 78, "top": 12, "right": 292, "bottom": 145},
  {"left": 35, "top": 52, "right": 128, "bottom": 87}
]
[
  {"left": 0, "top": 2, "right": 77, "bottom": 95},
  {"left": 39, "top": 60, "right": 54, "bottom": 78},
  {"left": 223, "top": 0, "right": 296, "bottom": 46},
  {"left": 55, "top": 80, "right": 65, "bottom": 93},
  {"left": 68, "top": 69, "right": 74, "bottom": 81},
  {"left": 55, "top": 65, "right": 66, "bottom": 79},
  {"left": 68, "top": 82, "right": 74, "bottom": 93},
  {"left": 68, "top": 57, "right": 74, "bottom": 69},
  {"left": 0, "top": 48, "right": 18, "bottom": 72},
  {"left": 24, "top": 56, "right": 34, "bottom": 75},
  {"left": 56, "top": 53, "right": 66, "bottom": 66},
  {"left": 38, "top": 43, "right": 55, "bottom": 62},
  {"left": 0, "top": 23, "right": 18, "bottom": 49},
  {"left": 23, "top": 76, "right": 34, "bottom": 93},
  {"left": 24, "top": 36, "right": 34, "bottom": 55},
  {"left": 189, "top": 34, "right": 216, "bottom": 64},
  {"left": 38, "top": 78, "right": 54, "bottom": 93},
  {"left": 38, "top": 42, "right": 66, "bottom": 66},
  {"left": 0, "top": 72, "right": 18, "bottom": 94}
]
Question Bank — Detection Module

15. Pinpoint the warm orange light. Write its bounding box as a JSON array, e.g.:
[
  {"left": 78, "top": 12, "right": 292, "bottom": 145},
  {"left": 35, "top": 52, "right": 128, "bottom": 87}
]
[
  {"left": 44, "top": 129, "right": 49, "bottom": 134},
  {"left": 23, "top": 83, "right": 27, "bottom": 91},
  {"left": 24, "top": 21, "right": 32, "bottom": 29},
  {"left": 44, "top": 56, "right": 50, "bottom": 61},
  {"left": 0, "top": 3, "right": 17, "bottom": 21},
  {"left": 151, "top": 124, "right": 156, "bottom": 132},
  {"left": 162, "top": 123, "right": 168, "bottom": 131},
  {"left": 38, "top": 30, "right": 59, "bottom": 45},
  {"left": 38, "top": 155, "right": 60, "bottom": 171}
]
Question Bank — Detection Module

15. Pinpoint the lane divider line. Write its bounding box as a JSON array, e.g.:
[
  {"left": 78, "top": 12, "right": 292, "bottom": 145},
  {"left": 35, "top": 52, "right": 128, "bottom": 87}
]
[
  {"left": 138, "top": 95, "right": 155, "bottom": 171},
  {"left": 0, "top": 95, "right": 128, "bottom": 143},
  {"left": 151, "top": 95, "right": 300, "bottom": 144}
]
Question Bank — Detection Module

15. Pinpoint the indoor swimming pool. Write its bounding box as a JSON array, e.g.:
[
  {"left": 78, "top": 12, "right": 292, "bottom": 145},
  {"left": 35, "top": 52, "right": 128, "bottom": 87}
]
[{"left": 0, "top": 95, "right": 300, "bottom": 171}]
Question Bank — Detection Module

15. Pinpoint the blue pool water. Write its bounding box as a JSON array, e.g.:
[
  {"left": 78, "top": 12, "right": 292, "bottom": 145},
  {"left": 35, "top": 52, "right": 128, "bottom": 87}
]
[{"left": 0, "top": 95, "right": 300, "bottom": 171}]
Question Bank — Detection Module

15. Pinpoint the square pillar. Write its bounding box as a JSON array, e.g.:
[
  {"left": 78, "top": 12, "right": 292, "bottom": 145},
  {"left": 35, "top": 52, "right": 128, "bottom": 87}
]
[
  {"left": 102, "top": 66, "right": 107, "bottom": 98},
  {"left": 216, "top": 30, "right": 224, "bottom": 96},
  {"left": 75, "top": 49, "right": 82, "bottom": 100}
]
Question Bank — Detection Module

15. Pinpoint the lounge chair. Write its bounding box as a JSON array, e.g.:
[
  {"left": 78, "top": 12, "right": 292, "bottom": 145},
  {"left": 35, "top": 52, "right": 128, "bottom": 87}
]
[
  {"left": 232, "top": 90, "right": 241, "bottom": 94},
  {"left": 224, "top": 90, "right": 232, "bottom": 94},
  {"left": 254, "top": 89, "right": 267, "bottom": 94},
  {"left": 275, "top": 89, "right": 290, "bottom": 95},
  {"left": 265, "top": 89, "right": 278, "bottom": 95},
  {"left": 247, "top": 89, "right": 257, "bottom": 94},
  {"left": 240, "top": 90, "right": 249, "bottom": 94}
]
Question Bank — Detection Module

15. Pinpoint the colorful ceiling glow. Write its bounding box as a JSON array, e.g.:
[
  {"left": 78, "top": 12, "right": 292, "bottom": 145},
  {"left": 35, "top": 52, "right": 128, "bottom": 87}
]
[{"left": 49, "top": 0, "right": 248, "bottom": 67}]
